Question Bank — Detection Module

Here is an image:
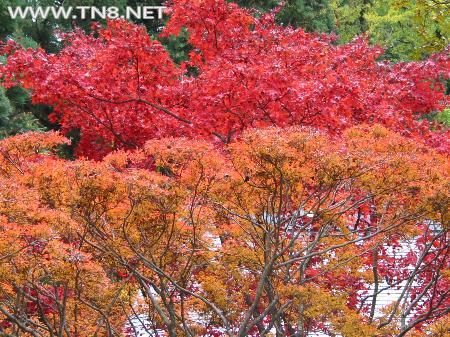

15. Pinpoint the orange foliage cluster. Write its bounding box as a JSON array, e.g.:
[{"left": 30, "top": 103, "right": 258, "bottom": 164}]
[{"left": 0, "top": 125, "right": 448, "bottom": 336}]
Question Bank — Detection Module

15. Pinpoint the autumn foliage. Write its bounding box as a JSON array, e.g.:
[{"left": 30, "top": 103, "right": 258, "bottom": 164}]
[
  {"left": 0, "top": 124, "right": 448, "bottom": 336},
  {"left": 1, "top": 0, "right": 449, "bottom": 159},
  {"left": 0, "top": 0, "right": 449, "bottom": 336}
]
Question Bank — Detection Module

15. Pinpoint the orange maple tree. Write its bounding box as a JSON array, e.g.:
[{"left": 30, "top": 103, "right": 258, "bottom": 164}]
[{"left": 0, "top": 125, "right": 448, "bottom": 336}]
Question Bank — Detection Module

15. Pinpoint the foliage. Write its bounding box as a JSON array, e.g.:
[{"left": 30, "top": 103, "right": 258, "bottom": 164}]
[
  {"left": 331, "top": 0, "right": 370, "bottom": 42},
  {"left": 0, "top": 125, "right": 448, "bottom": 336},
  {"left": 0, "top": 0, "right": 167, "bottom": 140},
  {"left": 364, "top": 0, "right": 449, "bottom": 61},
  {"left": 0, "top": 0, "right": 42, "bottom": 138},
  {"left": 235, "top": 0, "right": 449, "bottom": 60},
  {"left": 1, "top": 0, "right": 448, "bottom": 160},
  {"left": 0, "top": 2, "right": 448, "bottom": 336},
  {"left": 0, "top": 86, "right": 44, "bottom": 138},
  {"left": 0, "top": 0, "right": 18, "bottom": 40},
  {"left": 435, "top": 108, "right": 450, "bottom": 126},
  {"left": 233, "top": 0, "right": 336, "bottom": 33},
  {"left": 276, "top": 0, "right": 335, "bottom": 33},
  {"left": 333, "top": 0, "right": 450, "bottom": 61},
  {"left": 1, "top": 0, "right": 449, "bottom": 141}
]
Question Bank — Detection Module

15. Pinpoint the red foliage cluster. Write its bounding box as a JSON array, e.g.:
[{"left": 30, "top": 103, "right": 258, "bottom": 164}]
[{"left": 1, "top": 0, "right": 449, "bottom": 159}]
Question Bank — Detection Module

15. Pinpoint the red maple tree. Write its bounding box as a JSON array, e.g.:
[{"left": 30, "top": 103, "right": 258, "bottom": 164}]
[{"left": 1, "top": 0, "right": 449, "bottom": 160}]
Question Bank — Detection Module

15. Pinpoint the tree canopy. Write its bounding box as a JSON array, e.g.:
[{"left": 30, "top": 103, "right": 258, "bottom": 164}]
[
  {"left": 0, "top": 0, "right": 449, "bottom": 139},
  {"left": 0, "top": 125, "right": 449, "bottom": 336},
  {"left": 1, "top": 0, "right": 449, "bottom": 159}
]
